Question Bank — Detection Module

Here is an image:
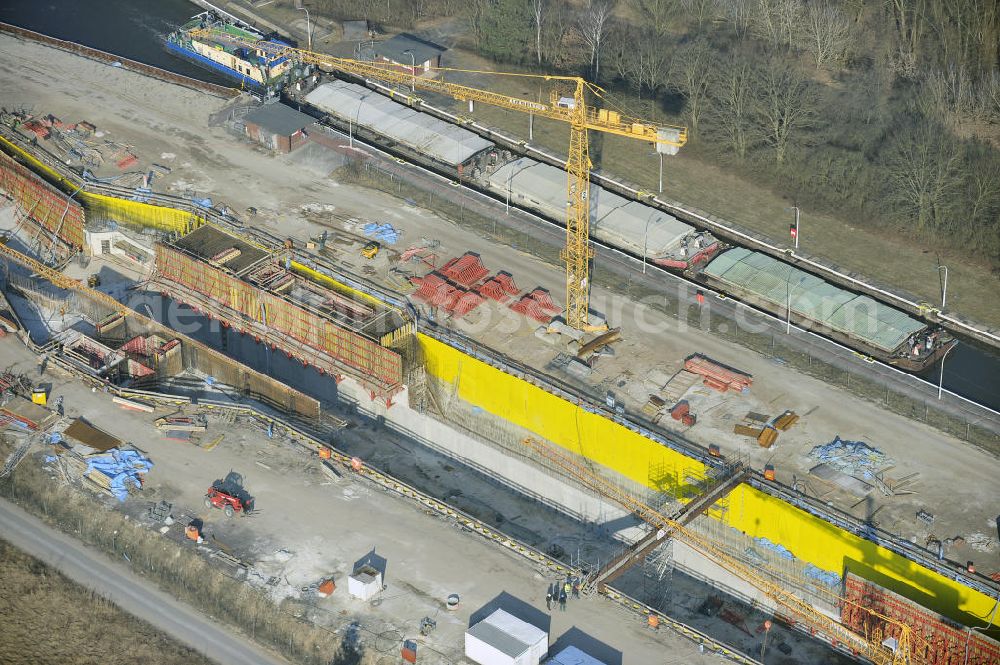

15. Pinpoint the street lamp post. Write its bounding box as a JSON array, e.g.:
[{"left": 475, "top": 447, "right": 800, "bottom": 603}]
[
  {"left": 350, "top": 101, "right": 363, "bottom": 148},
  {"left": 506, "top": 169, "right": 512, "bottom": 215},
  {"left": 938, "top": 264, "right": 948, "bottom": 310},
  {"left": 403, "top": 49, "right": 415, "bottom": 92},
  {"left": 658, "top": 152, "right": 663, "bottom": 193},
  {"left": 297, "top": 5, "right": 312, "bottom": 51},
  {"left": 938, "top": 340, "right": 955, "bottom": 400},
  {"left": 787, "top": 282, "right": 792, "bottom": 334},
  {"left": 787, "top": 205, "right": 800, "bottom": 250},
  {"left": 642, "top": 213, "right": 654, "bottom": 274}
]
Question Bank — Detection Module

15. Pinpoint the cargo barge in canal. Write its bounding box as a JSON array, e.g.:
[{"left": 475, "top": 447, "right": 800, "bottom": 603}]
[{"left": 165, "top": 11, "right": 292, "bottom": 92}]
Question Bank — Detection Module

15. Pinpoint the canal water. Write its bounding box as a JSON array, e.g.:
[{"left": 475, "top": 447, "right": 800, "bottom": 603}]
[
  {"left": 2, "top": 0, "right": 999, "bottom": 411},
  {"left": 0, "top": 0, "right": 231, "bottom": 86}
]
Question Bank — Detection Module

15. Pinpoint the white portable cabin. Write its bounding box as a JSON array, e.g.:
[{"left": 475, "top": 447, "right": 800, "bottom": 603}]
[
  {"left": 547, "top": 645, "right": 607, "bottom": 665},
  {"left": 464, "top": 609, "right": 548, "bottom": 665},
  {"left": 346, "top": 566, "right": 382, "bottom": 601}
]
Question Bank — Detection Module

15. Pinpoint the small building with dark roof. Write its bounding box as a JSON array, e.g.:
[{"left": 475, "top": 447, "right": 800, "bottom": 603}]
[
  {"left": 244, "top": 102, "right": 315, "bottom": 153},
  {"left": 375, "top": 33, "right": 446, "bottom": 76}
]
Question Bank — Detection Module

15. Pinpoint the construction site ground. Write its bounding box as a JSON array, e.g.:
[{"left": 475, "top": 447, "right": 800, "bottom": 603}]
[
  {"left": 0, "top": 332, "right": 856, "bottom": 665},
  {"left": 1, "top": 34, "right": 997, "bottom": 576}
]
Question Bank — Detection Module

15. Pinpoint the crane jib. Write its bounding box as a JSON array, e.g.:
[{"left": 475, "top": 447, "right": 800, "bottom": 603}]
[{"left": 505, "top": 98, "right": 547, "bottom": 112}]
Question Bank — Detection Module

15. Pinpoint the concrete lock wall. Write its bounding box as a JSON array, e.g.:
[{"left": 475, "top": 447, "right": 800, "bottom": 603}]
[
  {"left": 417, "top": 333, "right": 1000, "bottom": 633},
  {"left": 0, "top": 134, "right": 205, "bottom": 236},
  {"left": 419, "top": 334, "right": 707, "bottom": 499},
  {"left": 337, "top": 378, "right": 638, "bottom": 538}
]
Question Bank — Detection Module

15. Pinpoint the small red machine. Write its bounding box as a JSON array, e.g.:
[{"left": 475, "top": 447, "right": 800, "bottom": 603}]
[{"left": 204, "top": 471, "right": 253, "bottom": 517}]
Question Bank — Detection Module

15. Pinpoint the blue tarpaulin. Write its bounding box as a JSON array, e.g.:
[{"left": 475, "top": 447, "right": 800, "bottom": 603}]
[
  {"left": 85, "top": 449, "right": 153, "bottom": 502},
  {"left": 809, "top": 436, "right": 888, "bottom": 478},
  {"left": 753, "top": 537, "right": 794, "bottom": 559},
  {"left": 804, "top": 564, "right": 841, "bottom": 588},
  {"left": 362, "top": 222, "right": 401, "bottom": 245}
]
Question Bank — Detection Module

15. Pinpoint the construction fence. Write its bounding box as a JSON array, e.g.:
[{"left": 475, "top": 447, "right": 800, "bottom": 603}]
[
  {"left": 155, "top": 244, "right": 403, "bottom": 396},
  {"left": 0, "top": 149, "right": 85, "bottom": 249}
]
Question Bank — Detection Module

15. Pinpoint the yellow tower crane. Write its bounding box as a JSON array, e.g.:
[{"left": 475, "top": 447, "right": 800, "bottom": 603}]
[
  {"left": 189, "top": 28, "right": 687, "bottom": 330},
  {"left": 518, "top": 436, "right": 924, "bottom": 665}
]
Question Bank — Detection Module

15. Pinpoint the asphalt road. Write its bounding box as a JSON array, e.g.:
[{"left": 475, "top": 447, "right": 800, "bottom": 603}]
[{"left": 0, "top": 497, "right": 289, "bottom": 665}]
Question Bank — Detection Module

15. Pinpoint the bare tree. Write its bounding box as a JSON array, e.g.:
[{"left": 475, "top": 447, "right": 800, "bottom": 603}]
[
  {"left": 802, "top": 1, "right": 852, "bottom": 68},
  {"left": 750, "top": 0, "right": 802, "bottom": 49},
  {"left": 719, "top": 0, "right": 753, "bottom": 39},
  {"left": 539, "top": 0, "right": 576, "bottom": 67},
  {"left": 607, "top": 25, "right": 672, "bottom": 97},
  {"left": 711, "top": 58, "right": 756, "bottom": 157},
  {"left": 754, "top": 61, "right": 817, "bottom": 164},
  {"left": 681, "top": 0, "right": 723, "bottom": 28},
  {"left": 672, "top": 37, "right": 717, "bottom": 136},
  {"left": 532, "top": 0, "right": 545, "bottom": 65},
  {"left": 577, "top": 0, "right": 616, "bottom": 80},
  {"left": 628, "top": 0, "right": 682, "bottom": 35},
  {"left": 882, "top": 122, "right": 963, "bottom": 231}
]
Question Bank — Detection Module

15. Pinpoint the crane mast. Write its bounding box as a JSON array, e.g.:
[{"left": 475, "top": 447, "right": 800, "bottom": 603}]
[{"left": 189, "top": 27, "right": 686, "bottom": 329}]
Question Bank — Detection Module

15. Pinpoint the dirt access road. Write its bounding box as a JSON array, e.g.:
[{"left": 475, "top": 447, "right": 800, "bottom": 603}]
[{"left": 0, "top": 497, "right": 290, "bottom": 665}]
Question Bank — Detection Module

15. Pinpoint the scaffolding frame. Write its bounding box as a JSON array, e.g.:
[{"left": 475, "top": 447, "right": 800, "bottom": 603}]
[
  {"left": 0, "top": 149, "right": 85, "bottom": 249},
  {"left": 155, "top": 243, "right": 404, "bottom": 398}
]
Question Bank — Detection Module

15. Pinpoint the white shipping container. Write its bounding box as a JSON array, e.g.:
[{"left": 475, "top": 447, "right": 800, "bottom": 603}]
[
  {"left": 464, "top": 609, "right": 547, "bottom": 665},
  {"left": 346, "top": 568, "right": 382, "bottom": 601}
]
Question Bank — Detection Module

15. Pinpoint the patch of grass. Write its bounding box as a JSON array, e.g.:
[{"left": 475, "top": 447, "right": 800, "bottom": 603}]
[{"left": 0, "top": 538, "right": 210, "bottom": 665}]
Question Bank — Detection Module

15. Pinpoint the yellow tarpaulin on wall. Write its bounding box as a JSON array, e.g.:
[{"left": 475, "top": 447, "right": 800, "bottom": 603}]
[{"left": 419, "top": 332, "right": 1000, "bottom": 635}]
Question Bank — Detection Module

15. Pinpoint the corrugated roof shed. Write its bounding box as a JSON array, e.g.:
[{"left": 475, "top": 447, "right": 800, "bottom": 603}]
[
  {"left": 489, "top": 158, "right": 693, "bottom": 257},
  {"left": 305, "top": 81, "right": 492, "bottom": 166},
  {"left": 466, "top": 621, "right": 530, "bottom": 658},
  {"left": 704, "top": 248, "right": 925, "bottom": 352},
  {"left": 244, "top": 102, "right": 315, "bottom": 136}
]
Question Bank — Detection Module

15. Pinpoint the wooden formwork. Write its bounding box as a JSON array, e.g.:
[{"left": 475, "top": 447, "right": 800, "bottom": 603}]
[
  {"left": 155, "top": 243, "right": 403, "bottom": 398},
  {"left": 0, "top": 149, "right": 85, "bottom": 249}
]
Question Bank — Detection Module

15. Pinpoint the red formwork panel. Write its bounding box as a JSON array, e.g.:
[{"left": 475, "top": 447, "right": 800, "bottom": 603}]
[
  {"left": 0, "top": 150, "right": 85, "bottom": 249},
  {"left": 842, "top": 573, "right": 1000, "bottom": 665},
  {"left": 494, "top": 272, "right": 519, "bottom": 296},
  {"left": 447, "top": 291, "right": 484, "bottom": 318},
  {"left": 527, "top": 288, "right": 561, "bottom": 314},
  {"left": 410, "top": 273, "right": 445, "bottom": 303},
  {"left": 510, "top": 295, "right": 553, "bottom": 324},
  {"left": 155, "top": 244, "right": 402, "bottom": 392},
  {"left": 684, "top": 354, "right": 752, "bottom": 393},
  {"left": 439, "top": 253, "right": 489, "bottom": 287},
  {"left": 429, "top": 283, "right": 460, "bottom": 308},
  {"left": 477, "top": 278, "right": 509, "bottom": 302},
  {"left": 120, "top": 335, "right": 149, "bottom": 356}
]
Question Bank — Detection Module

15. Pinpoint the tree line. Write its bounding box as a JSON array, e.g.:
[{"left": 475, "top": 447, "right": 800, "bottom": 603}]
[{"left": 308, "top": 0, "right": 1000, "bottom": 270}]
